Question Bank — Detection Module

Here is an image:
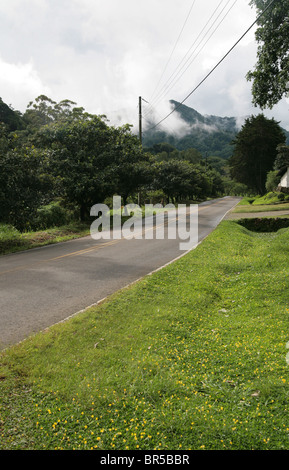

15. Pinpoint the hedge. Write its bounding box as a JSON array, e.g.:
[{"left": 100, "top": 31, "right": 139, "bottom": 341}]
[{"left": 236, "top": 217, "right": 289, "bottom": 232}]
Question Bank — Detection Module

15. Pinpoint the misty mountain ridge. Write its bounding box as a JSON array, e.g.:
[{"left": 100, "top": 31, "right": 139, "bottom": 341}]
[
  {"left": 1, "top": 96, "right": 288, "bottom": 161},
  {"left": 143, "top": 100, "right": 289, "bottom": 159},
  {"left": 169, "top": 100, "right": 239, "bottom": 133}
]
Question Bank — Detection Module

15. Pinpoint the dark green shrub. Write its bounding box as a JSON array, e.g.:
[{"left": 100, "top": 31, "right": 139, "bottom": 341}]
[
  {"left": 236, "top": 218, "right": 289, "bottom": 233},
  {"left": 277, "top": 192, "right": 285, "bottom": 201},
  {"left": 0, "top": 224, "right": 24, "bottom": 252},
  {"left": 30, "top": 201, "right": 73, "bottom": 230}
]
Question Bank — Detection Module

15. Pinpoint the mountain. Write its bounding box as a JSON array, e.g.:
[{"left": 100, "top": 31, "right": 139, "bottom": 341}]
[
  {"left": 170, "top": 100, "right": 238, "bottom": 133},
  {"left": 143, "top": 100, "right": 289, "bottom": 159}
]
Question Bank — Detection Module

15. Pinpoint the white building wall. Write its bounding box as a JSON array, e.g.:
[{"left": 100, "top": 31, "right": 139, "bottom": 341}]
[{"left": 280, "top": 168, "right": 289, "bottom": 188}]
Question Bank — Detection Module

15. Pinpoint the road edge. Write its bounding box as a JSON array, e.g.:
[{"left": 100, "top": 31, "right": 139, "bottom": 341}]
[{"left": 51, "top": 197, "right": 241, "bottom": 328}]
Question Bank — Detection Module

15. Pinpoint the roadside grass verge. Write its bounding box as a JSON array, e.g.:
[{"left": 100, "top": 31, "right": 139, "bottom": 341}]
[
  {"left": 0, "top": 210, "right": 171, "bottom": 256},
  {"left": 0, "top": 222, "right": 91, "bottom": 256},
  {"left": 237, "top": 197, "right": 256, "bottom": 205},
  {"left": 0, "top": 215, "right": 134, "bottom": 256},
  {"left": 251, "top": 193, "right": 289, "bottom": 206},
  {"left": 233, "top": 202, "right": 289, "bottom": 213},
  {"left": 234, "top": 192, "right": 289, "bottom": 213},
  {"left": 1, "top": 220, "right": 289, "bottom": 450}
]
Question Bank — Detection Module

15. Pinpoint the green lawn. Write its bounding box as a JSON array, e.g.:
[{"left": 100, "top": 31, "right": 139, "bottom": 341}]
[
  {"left": 0, "top": 210, "right": 168, "bottom": 256},
  {"left": 1, "top": 220, "right": 289, "bottom": 450},
  {"left": 234, "top": 193, "right": 289, "bottom": 213},
  {"left": 0, "top": 222, "right": 91, "bottom": 255},
  {"left": 233, "top": 203, "right": 289, "bottom": 213}
]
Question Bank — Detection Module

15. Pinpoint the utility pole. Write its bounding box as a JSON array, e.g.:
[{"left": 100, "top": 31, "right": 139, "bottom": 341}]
[
  {"left": 139, "top": 96, "right": 142, "bottom": 146},
  {"left": 138, "top": 96, "right": 149, "bottom": 206},
  {"left": 138, "top": 96, "right": 142, "bottom": 207},
  {"left": 138, "top": 96, "right": 148, "bottom": 146}
]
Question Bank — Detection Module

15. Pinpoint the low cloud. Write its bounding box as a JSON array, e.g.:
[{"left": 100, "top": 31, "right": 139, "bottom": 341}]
[
  {"left": 0, "top": 0, "right": 288, "bottom": 133},
  {"left": 0, "top": 56, "right": 50, "bottom": 111}
]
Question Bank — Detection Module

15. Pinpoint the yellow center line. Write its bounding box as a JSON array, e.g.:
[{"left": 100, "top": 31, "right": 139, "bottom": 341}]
[
  {"left": 0, "top": 203, "right": 217, "bottom": 276},
  {"left": 48, "top": 239, "right": 119, "bottom": 260},
  {"left": 0, "top": 239, "right": 120, "bottom": 276}
]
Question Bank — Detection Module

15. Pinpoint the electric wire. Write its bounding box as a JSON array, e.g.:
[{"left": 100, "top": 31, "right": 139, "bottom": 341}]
[
  {"left": 149, "top": 0, "right": 197, "bottom": 104},
  {"left": 144, "top": 0, "right": 230, "bottom": 116},
  {"left": 145, "top": 0, "right": 238, "bottom": 113},
  {"left": 145, "top": 0, "right": 226, "bottom": 113},
  {"left": 145, "top": 0, "right": 277, "bottom": 133},
  {"left": 145, "top": 0, "right": 236, "bottom": 116},
  {"left": 142, "top": 109, "right": 177, "bottom": 136}
]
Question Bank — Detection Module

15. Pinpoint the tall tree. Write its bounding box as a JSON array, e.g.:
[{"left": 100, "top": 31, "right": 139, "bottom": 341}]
[
  {"left": 274, "top": 144, "right": 289, "bottom": 170},
  {"left": 110, "top": 125, "right": 155, "bottom": 206},
  {"left": 38, "top": 117, "right": 155, "bottom": 219},
  {"left": 154, "top": 159, "right": 210, "bottom": 202},
  {"left": 0, "top": 147, "right": 51, "bottom": 230},
  {"left": 38, "top": 115, "right": 115, "bottom": 221},
  {"left": 23, "top": 95, "right": 89, "bottom": 132},
  {"left": 229, "top": 114, "right": 286, "bottom": 194},
  {"left": 247, "top": 0, "right": 289, "bottom": 108}
]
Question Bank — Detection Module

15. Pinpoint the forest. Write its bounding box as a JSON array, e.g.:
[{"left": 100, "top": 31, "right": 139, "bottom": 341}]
[
  {"left": 143, "top": 100, "right": 242, "bottom": 159},
  {"left": 0, "top": 95, "right": 235, "bottom": 232},
  {"left": 1, "top": 90, "right": 288, "bottom": 234}
]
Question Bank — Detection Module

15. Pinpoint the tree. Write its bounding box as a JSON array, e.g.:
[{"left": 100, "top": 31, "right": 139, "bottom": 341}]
[
  {"left": 266, "top": 170, "right": 280, "bottom": 192},
  {"left": 37, "top": 116, "right": 156, "bottom": 219},
  {"left": 274, "top": 144, "right": 289, "bottom": 171},
  {"left": 0, "top": 147, "right": 52, "bottom": 230},
  {"left": 150, "top": 142, "right": 176, "bottom": 156},
  {"left": 38, "top": 115, "right": 116, "bottom": 221},
  {"left": 0, "top": 98, "right": 24, "bottom": 132},
  {"left": 23, "top": 95, "right": 90, "bottom": 132},
  {"left": 109, "top": 125, "right": 155, "bottom": 206},
  {"left": 229, "top": 114, "right": 286, "bottom": 194},
  {"left": 154, "top": 160, "right": 209, "bottom": 202},
  {"left": 247, "top": 0, "right": 289, "bottom": 108},
  {"left": 222, "top": 178, "right": 250, "bottom": 196},
  {"left": 178, "top": 148, "right": 202, "bottom": 164},
  {"left": 0, "top": 122, "right": 9, "bottom": 154},
  {"left": 205, "top": 167, "right": 225, "bottom": 196}
]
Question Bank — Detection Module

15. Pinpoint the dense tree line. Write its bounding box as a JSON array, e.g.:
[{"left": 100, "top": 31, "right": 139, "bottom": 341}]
[
  {"left": 2, "top": 1, "right": 289, "bottom": 231},
  {"left": 229, "top": 114, "right": 286, "bottom": 194},
  {"left": 143, "top": 123, "right": 236, "bottom": 160},
  {"left": 2, "top": 94, "right": 287, "bottom": 233},
  {"left": 0, "top": 95, "right": 227, "bottom": 231}
]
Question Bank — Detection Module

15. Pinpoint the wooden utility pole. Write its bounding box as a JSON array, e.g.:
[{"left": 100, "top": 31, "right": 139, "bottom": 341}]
[
  {"left": 138, "top": 96, "right": 142, "bottom": 207},
  {"left": 139, "top": 96, "right": 142, "bottom": 146}
]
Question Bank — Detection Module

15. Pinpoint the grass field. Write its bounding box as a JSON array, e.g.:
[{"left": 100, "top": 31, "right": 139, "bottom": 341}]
[
  {"left": 234, "top": 193, "right": 289, "bottom": 214},
  {"left": 0, "top": 210, "right": 167, "bottom": 256},
  {"left": 0, "top": 222, "right": 91, "bottom": 255},
  {"left": 1, "top": 220, "right": 289, "bottom": 450},
  {"left": 233, "top": 202, "right": 289, "bottom": 213}
]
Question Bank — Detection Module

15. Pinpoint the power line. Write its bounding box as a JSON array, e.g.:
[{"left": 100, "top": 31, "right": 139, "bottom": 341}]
[
  {"left": 146, "top": 0, "right": 237, "bottom": 115},
  {"left": 149, "top": 0, "right": 197, "bottom": 104},
  {"left": 146, "top": 0, "right": 226, "bottom": 111},
  {"left": 145, "top": 0, "right": 277, "bottom": 133},
  {"left": 145, "top": 0, "right": 229, "bottom": 115},
  {"left": 168, "top": 0, "right": 238, "bottom": 99},
  {"left": 142, "top": 107, "right": 177, "bottom": 136}
]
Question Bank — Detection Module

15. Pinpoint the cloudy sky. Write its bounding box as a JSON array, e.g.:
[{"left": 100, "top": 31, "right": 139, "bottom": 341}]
[{"left": 0, "top": 0, "right": 288, "bottom": 134}]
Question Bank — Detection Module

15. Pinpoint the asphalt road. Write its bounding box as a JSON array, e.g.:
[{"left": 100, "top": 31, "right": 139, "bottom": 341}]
[{"left": 0, "top": 196, "right": 240, "bottom": 349}]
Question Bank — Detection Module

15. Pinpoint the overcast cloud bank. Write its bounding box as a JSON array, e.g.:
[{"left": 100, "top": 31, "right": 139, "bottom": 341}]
[{"left": 0, "top": 0, "right": 288, "bottom": 131}]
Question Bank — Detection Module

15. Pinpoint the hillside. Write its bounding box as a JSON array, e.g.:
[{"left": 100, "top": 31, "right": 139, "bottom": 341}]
[
  {"left": 143, "top": 100, "right": 289, "bottom": 159},
  {"left": 0, "top": 97, "right": 24, "bottom": 132},
  {"left": 1, "top": 96, "right": 288, "bottom": 161}
]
